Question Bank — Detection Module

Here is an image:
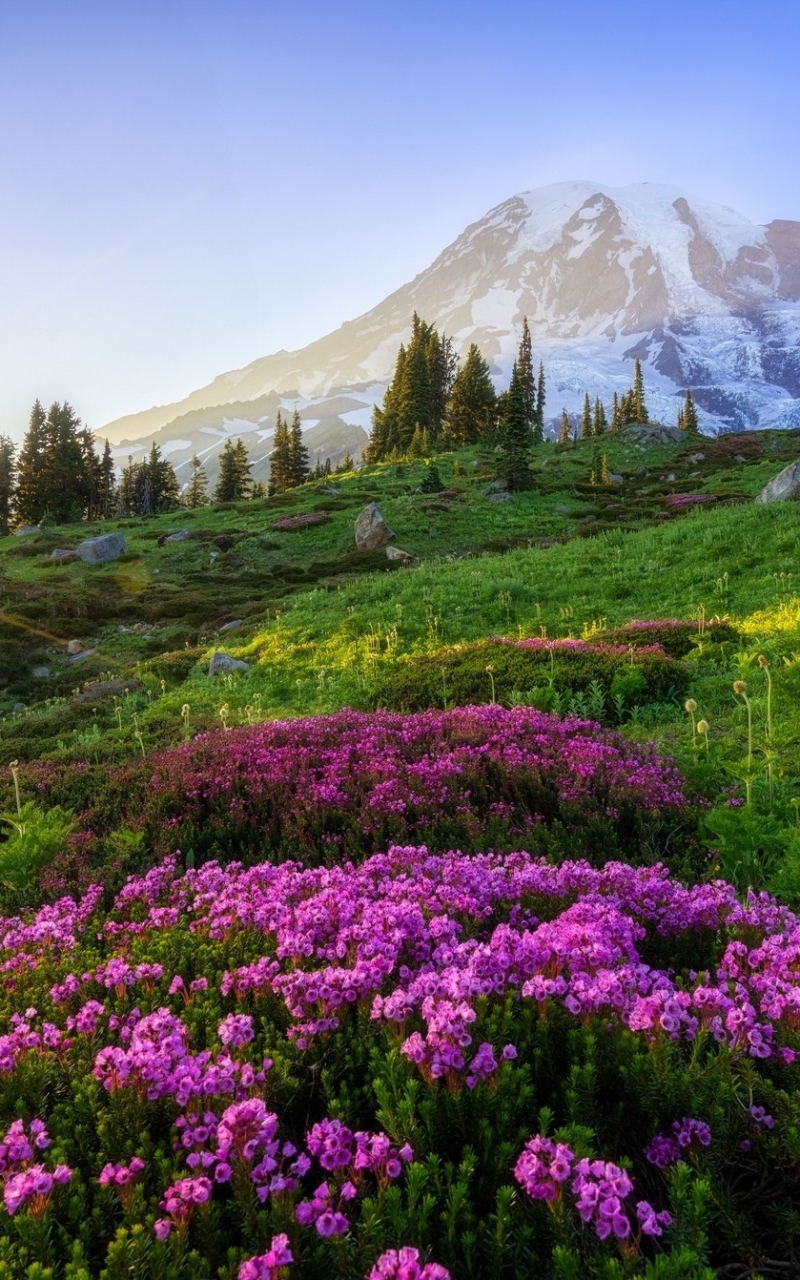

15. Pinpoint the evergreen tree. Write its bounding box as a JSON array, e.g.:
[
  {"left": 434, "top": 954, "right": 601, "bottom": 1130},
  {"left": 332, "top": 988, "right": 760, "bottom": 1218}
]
[
  {"left": 336, "top": 451, "right": 354, "bottom": 473},
  {"left": 680, "top": 388, "right": 699, "bottom": 433},
  {"left": 142, "top": 441, "right": 179, "bottom": 513},
  {"left": 214, "top": 440, "right": 249, "bottom": 503},
  {"left": 15, "top": 400, "right": 48, "bottom": 526},
  {"left": 0, "top": 437, "right": 16, "bottom": 535},
  {"left": 534, "top": 361, "right": 546, "bottom": 444},
  {"left": 593, "top": 398, "right": 607, "bottom": 437},
  {"left": 558, "top": 409, "right": 571, "bottom": 446},
  {"left": 611, "top": 393, "right": 621, "bottom": 433},
  {"left": 287, "top": 412, "right": 310, "bottom": 488},
  {"left": 117, "top": 457, "right": 137, "bottom": 516},
  {"left": 187, "top": 456, "right": 208, "bottom": 508},
  {"left": 43, "top": 402, "right": 92, "bottom": 523},
  {"left": 443, "top": 344, "right": 496, "bottom": 446},
  {"left": 632, "top": 358, "right": 649, "bottom": 423},
  {"left": 517, "top": 317, "right": 536, "bottom": 442},
  {"left": 496, "top": 361, "right": 533, "bottom": 491},
  {"left": 419, "top": 460, "right": 444, "bottom": 493},
  {"left": 268, "top": 412, "right": 293, "bottom": 496},
  {"left": 98, "top": 440, "right": 117, "bottom": 519},
  {"left": 581, "top": 393, "right": 593, "bottom": 441},
  {"left": 365, "top": 315, "right": 453, "bottom": 461}
]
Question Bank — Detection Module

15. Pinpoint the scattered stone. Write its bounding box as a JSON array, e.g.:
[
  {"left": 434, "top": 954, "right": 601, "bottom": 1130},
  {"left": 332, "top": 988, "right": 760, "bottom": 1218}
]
[
  {"left": 625, "top": 424, "right": 684, "bottom": 446},
  {"left": 690, "top": 452, "right": 706, "bottom": 463},
  {"left": 386, "top": 546, "right": 413, "bottom": 563},
  {"left": 316, "top": 485, "right": 341, "bottom": 495},
  {"left": 272, "top": 512, "right": 330, "bottom": 532},
  {"left": 69, "top": 647, "right": 97, "bottom": 663},
  {"left": 50, "top": 549, "right": 78, "bottom": 563},
  {"left": 755, "top": 459, "right": 800, "bottom": 504},
  {"left": 735, "top": 454, "right": 747, "bottom": 463},
  {"left": 354, "top": 503, "right": 395, "bottom": 551},
  {"left": 480, "top": 478, "right": 509, "bottom": 497},
  {"left": 32, "top": 666, "right": 50, "bottom": 678},
  {"left": 485, "top": 491, "right": 513, "bottom": 502},
  {"left": 665, "top": 473, "right": 676, "bottom": 482},
  {"left": 162, "top": 529, "right": 190, "bottom": 545},
  {"left": 555, "top": 504, "right": 573, "bottom": 515},
  {"left": 207, "top": 651, "right": 250, "bottom": 676},
  {"left": 607, "top": 472, "right": 623, "bottom": 487},
  {"left": 76, "top": 532, "right": 127, "bottom": 565},
  {"left": 15, "top": 525, "right": 40, "bottom": 537},
  {"left": 218, "top": 619, "right": 243, "bottom": 633},
  {"left": 66, "top": 639, "right": 85, "bottom": 655},
  {"left": 12, "top": 703, "right": 26, "bottom": 713}
]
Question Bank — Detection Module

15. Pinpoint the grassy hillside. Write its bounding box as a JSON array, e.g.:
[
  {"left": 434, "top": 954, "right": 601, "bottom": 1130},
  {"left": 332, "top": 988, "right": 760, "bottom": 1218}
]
[{"left": 1, "top": 427, "right": 800, "bottom": 1278}]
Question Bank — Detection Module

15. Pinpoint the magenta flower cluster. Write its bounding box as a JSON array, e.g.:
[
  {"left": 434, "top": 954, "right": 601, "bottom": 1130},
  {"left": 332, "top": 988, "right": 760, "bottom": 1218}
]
[
  {"left": 239, "top": 1234, "right": 294, "bottom": 1279},
  {"left": 645, "top": 1118, "right": 712, "bottom": 1169},
  {"left": 0, "top": 1119, "right": 72, "bottom": 1216},
  {"left": 367, "top": 1247, "right": 451, "bottom": 1279},
  {"left": 515, "top": 1135, "right": 671, "bottom": 1243}
]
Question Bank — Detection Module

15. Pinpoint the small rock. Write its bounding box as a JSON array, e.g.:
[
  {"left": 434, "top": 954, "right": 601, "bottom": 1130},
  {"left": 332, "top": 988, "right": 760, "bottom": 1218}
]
[
  {"left": 666, "top": 473, "right": 676, "bottom": 482},
  {"left": 12, "top": 703, "right": 26, "bottom": 713},
  {"left": 218, "top": 619, "right": 243, "bottom": 633},
  {"left": 485, "top": 491, "right": 513, "bottom": 502},
  {"left": 386, "top": 546, "right": 413, "bottom": 563},
  {"left": 355, "top": 503, "right": 395, "bottom": 551},
  {"left": 480, "top": 478, "right": 509, "bottom": 497},
  {"left": 66, "top": 639, "right": 85, "bottom": 655},
  {"left": 690, "top": 470, "right": 701, "bottom": 476},
  {"left": 163, "top": 529, "right": 190, "bottom": 544},
  {"left": 607, "top": 472, "right": 623, "bottom": 487},
  {"left": 15, "top": 525, "right": 40, "bottom": 537},
  {"left": 76, "top": 532, "right": 127, "bottom": 565},
  {"left": 735, "top": 454, "right": 747, "bottom": 463},
  {"left": 690, "top": 452, "right": 705, "bottom": 463},
  {"left": 317, "top": 485, "right": 341, "bottom": 495},
  {"left": 555, "top": 504, "right": 573, "bottom": 515},
  {"left": 32, "top": 666, "right": 50, "bottom": 678},
  {"left": 207, "top": 652, "right": 250, "bottom": 676},
  {"left": 69, "top": 647, "right": 97, "bottom": 663},
  {"left": 51, "top": 548, "right": 78, "bottom": 563}
]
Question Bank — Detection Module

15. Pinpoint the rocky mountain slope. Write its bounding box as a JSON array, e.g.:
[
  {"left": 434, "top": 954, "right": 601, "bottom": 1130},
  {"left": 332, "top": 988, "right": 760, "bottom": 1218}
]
[{"left": 99, "top": 181, "right": 800, "bottom": 485}]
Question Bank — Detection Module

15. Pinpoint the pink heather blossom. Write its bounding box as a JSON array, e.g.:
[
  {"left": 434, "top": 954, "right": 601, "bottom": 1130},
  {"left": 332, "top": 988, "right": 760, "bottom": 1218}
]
[{"left": 368, "top": 1246, "right": 451, "bottom": 1278}]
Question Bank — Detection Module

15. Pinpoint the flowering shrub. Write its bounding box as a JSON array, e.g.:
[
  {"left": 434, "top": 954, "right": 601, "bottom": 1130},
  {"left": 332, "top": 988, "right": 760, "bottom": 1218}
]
[
  {"left": 36, "top": 705, "right": 686, "bottom": 886},
  {"left": 0, "top": 841, "right": 791, "bottom": 1273},
  {"left": 595, "top": 618, "right": 740, "bottom": 659}
]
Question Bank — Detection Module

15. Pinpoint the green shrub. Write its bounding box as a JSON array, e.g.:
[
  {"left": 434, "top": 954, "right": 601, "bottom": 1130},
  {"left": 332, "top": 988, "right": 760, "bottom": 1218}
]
[{"left": 375, "top": 638, "right": 689, "bottom": 722}]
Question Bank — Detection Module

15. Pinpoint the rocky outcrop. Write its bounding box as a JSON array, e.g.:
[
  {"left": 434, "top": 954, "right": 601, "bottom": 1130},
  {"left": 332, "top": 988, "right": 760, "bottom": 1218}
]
[
  {"left": 755, "top": 460, "right": 800, "bottom": 503},
  {"left": 207, "top": 652, "right": 250, "bottom": 676},
  {"left": 386, "top": 546, "right": 413, "bottom": 563},
  {"left": 355, "top": 504, "right": 395, "bottom": 551}
]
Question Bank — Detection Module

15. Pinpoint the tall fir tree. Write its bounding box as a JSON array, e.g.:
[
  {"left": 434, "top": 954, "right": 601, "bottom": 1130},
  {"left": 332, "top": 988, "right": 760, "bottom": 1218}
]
[
  {"left": 593, "top": 398, "right": 607, "bottom": 437},
  {"left": 365, "top": 315, "right": 454, "bottom": 461},
  {"left": 517, "top": 317, "right": 536, "bottom": 442},
  {"left": 632, "top": 358, "right": 649, "bottom": 423},
  {"left": 534, "top": 361, "right": 546, "bottom": 443},
  {"left": 611, "top": 392, "right": 622, "bottom": 433},
  {"left": 287, "top": 412, "right": 310, "bottom": 488},
  {"left": 15, "top": 400, "right": 48, "bottom": 526},
  {"left": 680, "top": 388, "right": 699, "bottom": 433},
  {"left": 214, "top": 439, "right": 250, "bottom": 503},
  {"left": 443, "top": 343, "right": 496, "bottom": 446},
  {"left": 43, "top": 402, "right": 92, "bottom": 523},
  {"left": 581, "top": 393, "right": 593, "bottom": 441},
  {"left": 496, "top": 360, "right": 533, "bottom": 491},
  {"left": 187, "top": 456, "right": 208, "bottom": 508},
  {"left": 0, "top": 437, "right": 16, "bottom": 535},
  {"left": 98, "top": 439, "right": 117, "bottom": 519},
  {"left": 558, "top": 409, "right": 571, "bottom": 446},
  {"left": 268, "top": 412, "right": 293, "bottom": 495}
]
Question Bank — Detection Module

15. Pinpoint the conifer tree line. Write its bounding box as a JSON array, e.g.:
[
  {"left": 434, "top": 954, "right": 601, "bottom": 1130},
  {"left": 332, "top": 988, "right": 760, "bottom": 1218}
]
[{"left": 3, "top": 400, "right": 324, "bottom": 529}]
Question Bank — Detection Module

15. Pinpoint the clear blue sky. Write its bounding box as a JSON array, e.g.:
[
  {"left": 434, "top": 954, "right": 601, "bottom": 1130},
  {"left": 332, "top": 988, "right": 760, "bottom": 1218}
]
[{"left": 1, "top": 0, "right": 798, "bottom": 440}]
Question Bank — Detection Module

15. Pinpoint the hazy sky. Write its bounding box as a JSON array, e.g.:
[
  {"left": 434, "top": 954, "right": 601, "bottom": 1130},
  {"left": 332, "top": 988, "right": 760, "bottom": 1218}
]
[{"left": 2, "top": 0, "right": 798, "bottom": 440}]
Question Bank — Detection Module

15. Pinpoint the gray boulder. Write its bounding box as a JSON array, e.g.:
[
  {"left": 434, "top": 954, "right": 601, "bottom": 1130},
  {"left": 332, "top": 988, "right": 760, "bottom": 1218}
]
[
  {"left": 51, "top": 549, "right": 78, "bottom": 563},
  {"left": 32, "top": 666, "right": 50, "bottom": 679},
  {"left": 607, "top": 472, "right": 624, "bottom": 487},
  {"left": 485, "top": 491, "right": 513, "bottom": 502},
  {"left": 208, "top": 651, "right": 250, "bottom": 676},
  {"left": 386, "top": 546, "right": 413, "bottom": 563},
  {"left": 756, "top": 460, "right": 800, "bottom": 504},
  {"left": 481, "top": 478, "right": 509, "bottom": 497},
  {"left": 15, "top": 525, "right": 40, "bottom": 537},
  {"left": 355, "top": 503, "right": 395, "bottom": 551},
  {"left": 76, "top": 533, "right": 127, "bottom": 565}
]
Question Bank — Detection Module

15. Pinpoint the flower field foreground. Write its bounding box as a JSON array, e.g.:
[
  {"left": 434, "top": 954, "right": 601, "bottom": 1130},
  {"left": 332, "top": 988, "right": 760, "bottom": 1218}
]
[
  {"left": 0, "top": 844, "right": 796, "bottom": 1275},
  {"left": 35, "top": 706, "right": 689, "bottom": 891}
]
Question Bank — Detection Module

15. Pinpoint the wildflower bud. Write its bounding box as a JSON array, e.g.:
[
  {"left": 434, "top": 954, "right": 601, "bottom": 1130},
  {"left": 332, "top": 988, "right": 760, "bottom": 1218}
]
[
  {"left": 697, "top": 720, "right": 709, "bottom": 735},
  {"left": 684, "top": 699, "right": 697, "bottom": 713},
  {"left": 757, "top": 655, "right": 767, "bottom": 669},
  {"left": 733, "top": 680, "right": 747, "bottom": 695}
]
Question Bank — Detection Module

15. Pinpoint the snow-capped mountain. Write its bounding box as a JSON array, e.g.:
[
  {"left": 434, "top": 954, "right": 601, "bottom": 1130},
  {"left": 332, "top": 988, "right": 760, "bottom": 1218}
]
[{"left": 99, "top": 181, "right": 800, "bottom": 478}]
